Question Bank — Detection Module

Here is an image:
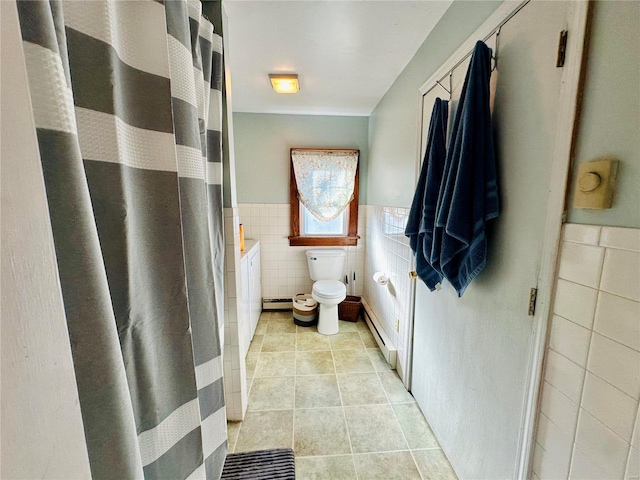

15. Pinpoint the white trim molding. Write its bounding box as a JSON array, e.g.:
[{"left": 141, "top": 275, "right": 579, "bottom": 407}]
[{"left": 517, "top": 2, "right": 591, "bottom": 479}]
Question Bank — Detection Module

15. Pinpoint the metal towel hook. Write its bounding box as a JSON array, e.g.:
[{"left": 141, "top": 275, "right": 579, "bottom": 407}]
[
  {"left": 435, "top": 71, "right": 453, "bottom": 101},
  {"left": 491, "top": 27, "right": 502, "bottom": 72}
]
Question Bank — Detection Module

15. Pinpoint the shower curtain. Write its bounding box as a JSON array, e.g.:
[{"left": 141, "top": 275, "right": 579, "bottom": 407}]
[{"left": 16, "top": 0, "right": 227, "bottom": 478}]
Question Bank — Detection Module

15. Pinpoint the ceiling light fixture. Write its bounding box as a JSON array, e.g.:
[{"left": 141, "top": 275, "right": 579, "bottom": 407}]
[{"left": 269, "top": 74, "right": 300, "bottom": 94}]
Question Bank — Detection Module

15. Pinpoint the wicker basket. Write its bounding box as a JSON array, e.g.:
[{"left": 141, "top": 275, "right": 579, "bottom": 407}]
[
  {"left": 293, "top": 294, "right": 318, "bottom": 327},
  {"left": 338, "top": 295, "right": 362, "bottom": 322}
]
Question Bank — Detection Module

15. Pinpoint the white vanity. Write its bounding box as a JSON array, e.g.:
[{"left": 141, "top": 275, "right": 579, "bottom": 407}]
[{"left": 239, "top": 240, "right": 261, "bottom": 358}]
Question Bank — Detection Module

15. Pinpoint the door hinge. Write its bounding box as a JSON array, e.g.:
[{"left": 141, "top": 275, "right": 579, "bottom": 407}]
[
  {"left": 556, "top": 30, "right": 568, "bottom": 67},
  {"left": 528, "top": 288, "right": 538, "bottom": 316}
]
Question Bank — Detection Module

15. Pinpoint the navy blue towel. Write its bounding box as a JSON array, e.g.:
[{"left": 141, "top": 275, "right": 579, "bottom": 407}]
[
  {"left": 434, "top": 41, "right": 499, "bottom": 297},
  {"left": 405, "top": 98, "right": 448, "bottom": 290}
]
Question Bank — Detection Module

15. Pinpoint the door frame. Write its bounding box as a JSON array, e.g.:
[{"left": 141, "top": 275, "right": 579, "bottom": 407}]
[{"left": 409, "top": 1, "right": 591, "bottom": 477}]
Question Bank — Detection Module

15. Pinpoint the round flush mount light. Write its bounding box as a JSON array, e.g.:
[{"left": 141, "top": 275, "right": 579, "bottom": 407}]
[{"left": 269, "top": 74, "right": 300, "bottom": 94}]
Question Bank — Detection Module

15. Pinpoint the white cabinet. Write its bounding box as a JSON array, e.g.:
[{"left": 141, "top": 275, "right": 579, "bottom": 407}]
[
  {"left": 248, "top": 247, "right": 262, "bottom": 338},
  {"left": 240, "top": 241, "right": 261, "bottom": 358}
]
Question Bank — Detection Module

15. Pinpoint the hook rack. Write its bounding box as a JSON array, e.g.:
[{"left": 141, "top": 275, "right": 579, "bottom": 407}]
[
  {"left": 435, "top": 71, "right": 453, "bottom": 101},
  {"left": 491, "top": 26, "right": 502, "bottom": 72}
]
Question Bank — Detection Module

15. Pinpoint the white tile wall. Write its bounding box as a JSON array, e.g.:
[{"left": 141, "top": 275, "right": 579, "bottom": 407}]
[
  {"left": 544, "top": 349, "right": 584, "bottom": 404},
  {"left": 587, "top": 333, "right": 640, "bottom": 400},
  {"left": 557, "top": 241, "right": 605, "bottom": 289},
  {"left": 594, "top": 292, "right": 640, "bottom": 351},
  {"left": 533, "top": 225, "right": 640, "bottom": 480},
  {"left": 582, "top": 373, "right": 637, "bottom": 441},
  {"left": 539, "top": 382, "right": 580, "bottom": 435},
  {"left": 222, "top": 207, "right": 248, "bottom": 421},
  {"left": 238, "top": 203, "right": 366, "bottom": 300},
  {"left": 626, "top": 448, "right": 639, "bottom": 479},
  {"left": 536, "top": 413, "right": 575, "bottom": 474},
  {"left": 574, "top": 409, "right": 628, "bottom": 478},
  {"left": 549, "top": 315, "right": 591, "bottom": 367},
  {"left": 553, "top": 279, "right": 598, "bottom": 329},
  {"left": 362, "top": 205, "right": 413, "bottom": 380}
]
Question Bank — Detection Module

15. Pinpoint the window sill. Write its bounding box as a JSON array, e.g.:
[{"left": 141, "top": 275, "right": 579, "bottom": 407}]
[{"left": 288, "top": 235, "right": 359, "bottom": 247}]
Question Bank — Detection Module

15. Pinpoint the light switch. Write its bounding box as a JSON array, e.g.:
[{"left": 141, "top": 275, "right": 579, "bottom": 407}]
[{"left": 573, "top": 157, "right": 618, "bottom": 209}]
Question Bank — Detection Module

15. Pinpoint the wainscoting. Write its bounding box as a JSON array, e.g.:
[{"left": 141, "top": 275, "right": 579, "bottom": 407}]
[
  {"left": 238, "top": 203, "right": 365, "bottom": 300},
  {"left": 363, "top": 205, "right": 413, "bottom": 380},
  {"left": 533, "top": 224, "right": 640, "bottom": 479}
]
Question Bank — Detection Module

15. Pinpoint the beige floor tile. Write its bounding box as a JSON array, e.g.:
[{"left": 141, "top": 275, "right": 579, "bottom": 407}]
[
  {"left": 412, "top": 449, "right": 458, "bottom": 479},
  {"left": 235, "top": 329, "right": 450, "bottom": 474},
  {"left": 271, "top": 310, "right": 294, "bottom": 321},
  {"left": 392, "top": 403, "right": 439, "bottom": 449},
  {"left": 247, "top": 334, "right": 264, "bottom": 355},
  {"left": 248, "top": 376, "right": 295, "bottom": 411},
  {"left": 255, "top": 318, "right": 268, "bottom": 335},
  {"left": 359, "top": 327, "right": 379, "bottom": 348},
  {"left": 344, "top": 404, "right": 408, "bottom": 453},
  {"left": 254, "top": 352, "right": 295, "bottom": 377},
  {"left": 333, "top": 349, "right": 374, "bottom": 374},
  {"left": 337, "top": 373, "right": 388, "bottom": 406},
  {"left": 261, "top": 332, "right": 296, "bottom": 352},
  {"left": 330, "top": 332, "right": 365, "bottom": 350},
  {"left": 295, "top": 455, "right": 357, "bottom": 480},
  {"left": 245, "top": 352, "right": 259, "bottom": 377},
  {"left": 367, "top": 348, "right": 390, "bottom": 372},
  {"left": 294, "top": 407, "right": 351, "bottom": 456},
  {"left": 226, "top": 421, "right": 241, "bottom": 453},
  {"left": 234, "top": 410, "right": 293, "bottom": 452},
  {"left": 267, "top": 317, "right": 297, "bottom": 333},
  {"left": 258, "top": 312, "right": 271, "bottom": 322},
  {"left": 296, "top": 351, "right": 335, "bottom": 375},
  {"left": 338, "top": 320, "right": 359, "bottom": 332},
  {"left": 295, "top": 375, "right": 341, "bottom": 408},
  {"left": 378, "top": 372, "right": 415, "bottom": 403},
  {"left": 355, "top": 319, "right": 370, "bottom": 333},
  {"left": 297, "top": 331, "right": 331, "bottom": 351},
  {"left": 353, "top": 451, "right": 421, "bottom": 479}
]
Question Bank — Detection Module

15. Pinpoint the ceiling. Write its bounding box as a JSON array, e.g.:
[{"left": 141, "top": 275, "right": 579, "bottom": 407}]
[{"left": 222, "top": 1, "right": 453, "bottom": 116}]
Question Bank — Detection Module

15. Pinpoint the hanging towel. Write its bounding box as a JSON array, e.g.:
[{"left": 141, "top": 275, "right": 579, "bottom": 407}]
[
  {"left": 434, "top": 41, "right": 499, "bottom": 297},
  {"left": 405, "top": 98, "right": 448, "bottom": 290}
]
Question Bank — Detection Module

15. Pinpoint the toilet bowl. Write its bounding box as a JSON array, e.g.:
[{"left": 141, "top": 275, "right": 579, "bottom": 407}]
[
  {"left": 312, "top": 280, "right": 346, "bottom": 335},
  {"left": 306, "top": 249, "right": 347, "bottom": 336}
]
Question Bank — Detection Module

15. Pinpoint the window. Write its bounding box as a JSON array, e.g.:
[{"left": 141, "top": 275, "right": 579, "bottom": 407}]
[
  {"left": 300, "top": 202, "right": 348, "bottom": 236},
  {"left": 289, "top": 148, "right": 360, "bottom": 246}
]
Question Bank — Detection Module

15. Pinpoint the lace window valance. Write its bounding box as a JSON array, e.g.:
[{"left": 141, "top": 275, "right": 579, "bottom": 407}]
[{"left": 291, "top": 149, "right": 359, "bottom": 222}]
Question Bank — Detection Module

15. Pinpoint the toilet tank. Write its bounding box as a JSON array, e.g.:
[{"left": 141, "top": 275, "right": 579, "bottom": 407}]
[{"left": 306, "top": 249, "right": 346, "bottom": 281}]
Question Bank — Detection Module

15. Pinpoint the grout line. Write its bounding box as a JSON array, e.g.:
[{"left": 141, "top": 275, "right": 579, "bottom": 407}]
[
  {"left": 292, "top": 326, "right": 297, "bottom": 452},
  {"left": 330, "top": 328, "right": 359, "bottom": 480}
]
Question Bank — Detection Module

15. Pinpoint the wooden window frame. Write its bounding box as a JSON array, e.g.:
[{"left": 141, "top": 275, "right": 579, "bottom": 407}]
[{"left": 288, "top": 148, "right": 360, "bottom": 247}]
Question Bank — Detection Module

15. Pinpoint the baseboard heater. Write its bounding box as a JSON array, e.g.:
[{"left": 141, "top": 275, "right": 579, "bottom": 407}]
[
  {"left": 262, "top": 298, "right": 293, "bottom": 310},
  {"left": 361, "top": 297, "right": 397, "bottom": 370}
]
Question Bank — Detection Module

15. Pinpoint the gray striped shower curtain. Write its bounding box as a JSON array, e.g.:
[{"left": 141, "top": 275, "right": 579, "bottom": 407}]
[{"left": 15, "top": 0, "right": 227, "bottom": 478}]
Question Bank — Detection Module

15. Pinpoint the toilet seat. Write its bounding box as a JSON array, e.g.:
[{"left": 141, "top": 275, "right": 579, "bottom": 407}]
[{"left": 312, "top": 280, "right": 346, "bottom": 300}]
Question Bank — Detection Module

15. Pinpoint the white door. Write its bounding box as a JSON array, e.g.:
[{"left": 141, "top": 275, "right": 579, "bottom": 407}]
[{"left": 411, "top": 2, "right": 575, "bottom": 478}]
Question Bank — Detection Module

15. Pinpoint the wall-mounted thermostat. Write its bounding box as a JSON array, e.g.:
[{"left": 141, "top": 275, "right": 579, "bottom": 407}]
[{"left": 573, "top": 157, "right": 618, "bottom": 209}]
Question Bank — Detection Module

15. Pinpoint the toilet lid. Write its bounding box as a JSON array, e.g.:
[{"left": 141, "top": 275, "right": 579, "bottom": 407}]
[{"left": 313, "top": 280, "right": 346, "bottom": 298}]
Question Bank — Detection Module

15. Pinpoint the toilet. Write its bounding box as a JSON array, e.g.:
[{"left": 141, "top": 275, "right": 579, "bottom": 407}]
[{"left": 305, "top": 249, "right": 347, "bottom": 335}]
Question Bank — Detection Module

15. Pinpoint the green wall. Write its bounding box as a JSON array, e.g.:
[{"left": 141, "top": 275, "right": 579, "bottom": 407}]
[
  {"left": 566, "top": 1, "right": 640, "bottom": 228},
  {"left": 367, "top": 1, "right": 502, "bottom": 207},
  {"left": 233, "top": 113, "right": 369, "bottom": 204},
  {"left": 232, "top": 1, "right": 639, "bottom": 227}
]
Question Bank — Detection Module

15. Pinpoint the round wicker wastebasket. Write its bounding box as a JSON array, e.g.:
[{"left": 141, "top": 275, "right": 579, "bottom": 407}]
[{"left": 292, "top": 294, "right": 318, "bottom": 327}]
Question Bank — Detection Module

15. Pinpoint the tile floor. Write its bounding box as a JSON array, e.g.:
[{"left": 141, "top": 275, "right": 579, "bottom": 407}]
[{"left": 227, "top": 311, "right": 458, "bottom": 480}]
